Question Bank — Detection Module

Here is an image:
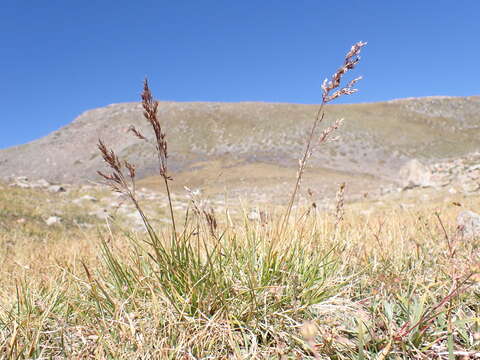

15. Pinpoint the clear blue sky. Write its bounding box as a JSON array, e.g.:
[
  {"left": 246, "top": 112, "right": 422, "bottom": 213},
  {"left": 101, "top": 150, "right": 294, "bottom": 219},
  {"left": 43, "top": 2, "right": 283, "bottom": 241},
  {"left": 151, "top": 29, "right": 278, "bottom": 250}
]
[{"left": 1, "top": 1, "right": 479, "bottom": 149}]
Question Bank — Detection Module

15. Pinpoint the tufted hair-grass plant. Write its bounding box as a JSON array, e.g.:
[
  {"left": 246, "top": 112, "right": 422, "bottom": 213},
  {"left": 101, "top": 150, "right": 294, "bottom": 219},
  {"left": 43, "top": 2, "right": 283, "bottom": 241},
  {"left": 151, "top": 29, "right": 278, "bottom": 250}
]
[{"left": 92, "top": 42, "right": 368, "bottom": 342}]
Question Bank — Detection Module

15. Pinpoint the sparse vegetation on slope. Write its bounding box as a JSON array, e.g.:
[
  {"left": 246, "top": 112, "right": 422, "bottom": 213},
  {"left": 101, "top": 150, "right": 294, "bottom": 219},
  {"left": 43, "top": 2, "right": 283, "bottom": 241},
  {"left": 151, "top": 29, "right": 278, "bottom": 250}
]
[{"left": 0, "top": 95, "right": 479, "bottom": 190}]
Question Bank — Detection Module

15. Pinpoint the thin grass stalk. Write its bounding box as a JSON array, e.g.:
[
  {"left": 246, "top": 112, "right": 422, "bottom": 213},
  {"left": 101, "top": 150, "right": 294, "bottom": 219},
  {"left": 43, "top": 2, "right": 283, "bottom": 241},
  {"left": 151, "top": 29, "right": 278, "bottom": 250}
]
[
  {"left": 163, "top": 175, "right": 177, "bottom": 241},
  {"left": 279, "top": 41, "right": 366, "bottom": 239},
  {"left": 141, "top": 79, "right": 178, "bottom": 240},
  {"left": 281, "top": 105, "right": 325, "bottom": 236}
]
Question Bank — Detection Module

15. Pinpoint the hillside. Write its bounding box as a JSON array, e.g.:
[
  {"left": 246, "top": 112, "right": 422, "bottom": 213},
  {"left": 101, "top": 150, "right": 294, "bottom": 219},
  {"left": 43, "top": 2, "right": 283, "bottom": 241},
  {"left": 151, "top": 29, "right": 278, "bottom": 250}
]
[{"left": 1, "top": 96, "right": 479, "bottom": 201}]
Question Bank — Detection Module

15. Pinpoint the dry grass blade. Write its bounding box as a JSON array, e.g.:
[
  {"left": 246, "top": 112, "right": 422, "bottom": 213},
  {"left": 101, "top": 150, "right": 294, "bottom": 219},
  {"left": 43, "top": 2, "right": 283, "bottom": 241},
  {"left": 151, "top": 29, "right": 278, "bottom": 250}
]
[{"left": 185, "top": 186, "right": 218, "bottom": 238}]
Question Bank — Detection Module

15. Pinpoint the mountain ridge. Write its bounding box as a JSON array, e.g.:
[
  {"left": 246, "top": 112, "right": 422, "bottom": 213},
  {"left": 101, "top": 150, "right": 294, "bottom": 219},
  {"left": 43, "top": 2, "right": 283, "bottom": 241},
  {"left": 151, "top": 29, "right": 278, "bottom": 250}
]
[{"left": 1, "top": 96, "right": 479, "bottom": 200}]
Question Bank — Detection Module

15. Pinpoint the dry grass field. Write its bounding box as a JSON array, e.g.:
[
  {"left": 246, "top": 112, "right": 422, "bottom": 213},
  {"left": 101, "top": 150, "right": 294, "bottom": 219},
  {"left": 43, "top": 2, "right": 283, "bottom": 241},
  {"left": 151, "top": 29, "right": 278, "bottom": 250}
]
[{"left": 1, "top": 182, "right": 479, "bottom": 359}]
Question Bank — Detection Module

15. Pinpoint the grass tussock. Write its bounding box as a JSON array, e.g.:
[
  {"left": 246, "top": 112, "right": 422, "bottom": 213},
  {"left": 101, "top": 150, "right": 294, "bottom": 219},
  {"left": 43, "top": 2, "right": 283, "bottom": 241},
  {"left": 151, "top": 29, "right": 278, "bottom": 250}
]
[{"left": 1, "top": 42, "right": 480, "bottom": 359}]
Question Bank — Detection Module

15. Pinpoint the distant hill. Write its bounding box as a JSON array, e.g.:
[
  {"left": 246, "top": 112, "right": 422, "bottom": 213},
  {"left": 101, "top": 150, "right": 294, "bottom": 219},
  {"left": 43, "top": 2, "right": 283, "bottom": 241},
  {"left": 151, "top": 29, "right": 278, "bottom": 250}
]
[{"left": 1, "top": 96, "right": 479, "bottom": 200}]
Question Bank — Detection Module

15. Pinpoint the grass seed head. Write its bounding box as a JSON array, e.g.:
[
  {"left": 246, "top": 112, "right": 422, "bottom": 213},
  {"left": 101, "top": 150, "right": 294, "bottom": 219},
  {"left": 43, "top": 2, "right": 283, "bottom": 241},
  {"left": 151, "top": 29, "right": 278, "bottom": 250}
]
[
  {"left": 141, "top": 78, "right": 169, "bottom": 179},
  {"left": 322, "top": 41, "right": 367, "bottom": 102}
]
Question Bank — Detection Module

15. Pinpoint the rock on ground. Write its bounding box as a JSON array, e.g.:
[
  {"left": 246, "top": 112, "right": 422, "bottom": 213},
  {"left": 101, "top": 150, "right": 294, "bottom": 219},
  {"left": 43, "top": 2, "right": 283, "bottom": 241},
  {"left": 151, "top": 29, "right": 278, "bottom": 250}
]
[
  {"left": 457, "top": 210, "right": 480, "bottom": 239},
  {"left": 399, "top": 159, "right": 433, "bottom": 189},
  {"left": 45, "top": 216, "right": 62, "bottom": 226}
]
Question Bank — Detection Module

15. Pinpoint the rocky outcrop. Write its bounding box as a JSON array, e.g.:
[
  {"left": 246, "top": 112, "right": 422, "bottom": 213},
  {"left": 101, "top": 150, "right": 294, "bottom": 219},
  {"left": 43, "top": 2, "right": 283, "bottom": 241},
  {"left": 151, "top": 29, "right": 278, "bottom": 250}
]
[
  {"left": 399, "top": 159, "right": 433, "bottom": 189},
  {"left": 399, "top": 152, "right": 480, "bottom": 194}
]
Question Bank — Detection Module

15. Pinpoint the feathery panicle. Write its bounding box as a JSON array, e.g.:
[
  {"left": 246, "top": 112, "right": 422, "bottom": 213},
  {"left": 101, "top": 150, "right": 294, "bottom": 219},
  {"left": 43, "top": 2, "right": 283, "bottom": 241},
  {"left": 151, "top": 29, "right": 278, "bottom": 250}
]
[
  {"left": 97, "top": 139, "right": 136, "bottom": 195},
  {"left": 318, "top": 118, "right": 344, "bottom": 145},
  {"left": 334, "top": 182, "right": 346, "bottom": 227},
  {"left": 124, "top": 160, "right": 136, "bottom": 180},
  {"left": 281, "top": 42, "right": 366, "bottom": 235},
  {"left": 321, "top": 41, "right": 367, "bottom": 102},
  {"left": 96, "top": 79, "right": 177, "bottom": 237},
  {"left": 141, "top": 78, "right": 177, "bottom": 235},
  {"left": 141, "top": 79, "right": 169, "bottom": 179},
  {"left": 98, "top": 139, "right": 122, "bottom": 174}
]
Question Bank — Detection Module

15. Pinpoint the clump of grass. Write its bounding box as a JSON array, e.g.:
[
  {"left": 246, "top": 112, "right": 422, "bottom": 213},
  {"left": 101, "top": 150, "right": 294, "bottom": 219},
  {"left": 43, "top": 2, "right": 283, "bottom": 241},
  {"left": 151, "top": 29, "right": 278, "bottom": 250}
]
[
  {"left": 92, "top": 77, "right": 347, "bottom": 356},
  {"left": 1, "top": 42, "right": 479, "bottom": 359}
]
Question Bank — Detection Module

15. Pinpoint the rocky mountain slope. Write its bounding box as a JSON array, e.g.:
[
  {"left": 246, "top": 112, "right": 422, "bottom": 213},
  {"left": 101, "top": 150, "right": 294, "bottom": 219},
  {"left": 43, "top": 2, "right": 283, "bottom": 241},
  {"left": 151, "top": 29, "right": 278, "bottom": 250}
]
[{"left": 0, "top": 96, "right": 479, "bottom": 201}]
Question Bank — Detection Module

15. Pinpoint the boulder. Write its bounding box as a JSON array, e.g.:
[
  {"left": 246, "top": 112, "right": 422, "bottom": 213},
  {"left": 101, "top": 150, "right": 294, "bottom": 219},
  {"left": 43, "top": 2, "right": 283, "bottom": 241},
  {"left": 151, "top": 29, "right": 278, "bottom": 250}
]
[
  {"left": 399, "top": 159, "right": 432, "bottom": 189},
  {"left": 461, "top": 181, "right": 480, "bottom": 193},
  {"left": 9, "top": 176, "right": 30, "bottom": 188},
  {"left": 459, "top": 174, "right": 480, "bottom": 193},
  {"left": 457, "top": 210, "right": 480, "bottom": 239}
]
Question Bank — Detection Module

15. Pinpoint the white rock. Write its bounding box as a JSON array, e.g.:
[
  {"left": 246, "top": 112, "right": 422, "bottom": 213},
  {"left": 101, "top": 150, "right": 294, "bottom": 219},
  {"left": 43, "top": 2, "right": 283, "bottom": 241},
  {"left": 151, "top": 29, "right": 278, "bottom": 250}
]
[
  {"left": 457, "top": 210, "right": 480, "bottom": 239},
  {"left": 460, "top": 179, "right": 480, "bottom": 193},
  {"left": 45, "top": 216, "right": 62, "bottom": 226},
  {"left": 48, "top": 185, "right": 66, "bottom": 193},
  {"left": 11, "top": 182, "right": 30, "bottom": 188},
  {"left": 399, "top": 159, "right": 433, "bottom": 189},
  {"left": 247, "top": 210, "right": 260, "bottom": 221},
  {"left": 467, "top": 164, "right": 480, "bottom": 171}
]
